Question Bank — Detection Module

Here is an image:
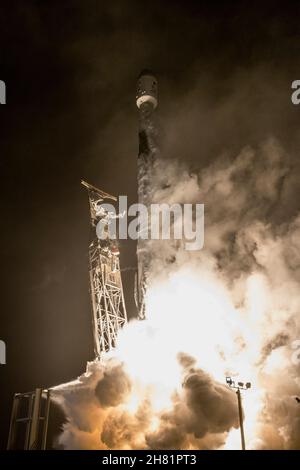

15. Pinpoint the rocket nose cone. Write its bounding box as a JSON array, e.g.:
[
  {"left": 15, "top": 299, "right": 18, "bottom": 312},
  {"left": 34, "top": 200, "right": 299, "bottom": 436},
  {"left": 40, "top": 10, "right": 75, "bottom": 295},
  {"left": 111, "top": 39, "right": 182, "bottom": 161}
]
[
  {"left": 136, "top": 69, "right": 158, "bottom": 109},
  {"left": 138, "top": 68, "right": 155, "bottom": 79}
]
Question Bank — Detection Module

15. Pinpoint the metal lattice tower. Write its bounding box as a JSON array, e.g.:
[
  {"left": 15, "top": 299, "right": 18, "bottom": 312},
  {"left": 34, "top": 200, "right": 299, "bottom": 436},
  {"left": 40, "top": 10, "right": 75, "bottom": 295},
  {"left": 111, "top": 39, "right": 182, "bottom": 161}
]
[
  {"left": 82, "top": 180, "right": 127, "bottom": 359},
  {"left": 7, "top": 389, "right": 51, "bottom": 450}
]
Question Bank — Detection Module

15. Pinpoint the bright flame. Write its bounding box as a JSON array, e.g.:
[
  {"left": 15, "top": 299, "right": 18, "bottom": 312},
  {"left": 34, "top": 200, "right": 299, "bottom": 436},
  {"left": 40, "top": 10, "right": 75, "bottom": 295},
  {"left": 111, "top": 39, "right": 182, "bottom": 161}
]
[{"left": 100, "top": 266, "right": 268, "bottom": 448}]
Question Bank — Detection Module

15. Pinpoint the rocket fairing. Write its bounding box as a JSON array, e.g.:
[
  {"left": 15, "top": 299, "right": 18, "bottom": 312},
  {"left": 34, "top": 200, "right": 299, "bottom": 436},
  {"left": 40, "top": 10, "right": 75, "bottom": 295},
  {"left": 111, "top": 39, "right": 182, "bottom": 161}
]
[{"left": 135, "top": 69, "right": 159, "bottom": 320}]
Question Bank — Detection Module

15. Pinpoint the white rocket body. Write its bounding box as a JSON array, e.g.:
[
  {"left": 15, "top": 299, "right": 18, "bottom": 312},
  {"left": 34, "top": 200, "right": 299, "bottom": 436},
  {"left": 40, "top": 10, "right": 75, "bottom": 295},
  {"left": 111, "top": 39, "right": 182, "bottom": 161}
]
[{"left": 135, "top": 70, "right": 159, "bottom": 319}]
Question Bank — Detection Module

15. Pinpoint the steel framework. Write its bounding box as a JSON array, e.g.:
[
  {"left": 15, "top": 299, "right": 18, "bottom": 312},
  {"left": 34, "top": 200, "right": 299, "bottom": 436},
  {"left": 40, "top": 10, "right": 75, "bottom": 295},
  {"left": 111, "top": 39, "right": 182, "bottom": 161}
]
[
  {"left": 7, "top": 388, "right": 51, "bottom": 450},
  {"left": 82, "top": 180, "right": 127, "bottom": 358}
]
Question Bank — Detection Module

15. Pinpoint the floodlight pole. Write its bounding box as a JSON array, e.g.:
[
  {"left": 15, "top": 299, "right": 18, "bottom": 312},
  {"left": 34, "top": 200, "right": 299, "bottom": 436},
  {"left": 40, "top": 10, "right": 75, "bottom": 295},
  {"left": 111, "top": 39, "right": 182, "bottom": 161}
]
[
  {"left": 236, "top": 388, "right": 246, "bottom": 450},
  {"left": 226, "top": 377, "right": 251, "bottom": 451}
]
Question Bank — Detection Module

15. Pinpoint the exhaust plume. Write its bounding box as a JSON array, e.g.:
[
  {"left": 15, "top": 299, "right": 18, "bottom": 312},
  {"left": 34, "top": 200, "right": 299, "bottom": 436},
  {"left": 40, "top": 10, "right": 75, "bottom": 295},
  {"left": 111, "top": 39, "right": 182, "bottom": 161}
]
[{"left": 52, "top": 137, "right": 300, "bottom": 449}]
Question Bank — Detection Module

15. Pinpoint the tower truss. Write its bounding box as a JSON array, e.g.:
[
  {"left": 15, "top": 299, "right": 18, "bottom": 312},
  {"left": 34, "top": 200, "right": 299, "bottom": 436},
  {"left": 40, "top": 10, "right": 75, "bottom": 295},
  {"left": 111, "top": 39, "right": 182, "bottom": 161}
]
[
  {"left": 82, "top": 180, "right": 127, "bottom": 359},
  {"left": 7, "top": 388, "right": 51, "bottom": 450}
]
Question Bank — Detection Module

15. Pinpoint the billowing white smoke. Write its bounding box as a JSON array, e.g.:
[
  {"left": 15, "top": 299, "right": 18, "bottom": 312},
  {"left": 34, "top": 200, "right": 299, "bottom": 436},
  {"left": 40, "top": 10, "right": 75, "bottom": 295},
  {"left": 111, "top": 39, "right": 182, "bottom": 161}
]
[{"left": 52, "top": 137, "right": 300, "bottom": 449}]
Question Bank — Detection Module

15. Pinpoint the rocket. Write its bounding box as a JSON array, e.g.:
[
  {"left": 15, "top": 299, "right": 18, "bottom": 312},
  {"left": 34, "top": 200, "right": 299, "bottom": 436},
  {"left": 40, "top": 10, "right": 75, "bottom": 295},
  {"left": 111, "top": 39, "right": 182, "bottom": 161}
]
[{"left": 134, "top": 69, "right": 159, "bottom": 320}]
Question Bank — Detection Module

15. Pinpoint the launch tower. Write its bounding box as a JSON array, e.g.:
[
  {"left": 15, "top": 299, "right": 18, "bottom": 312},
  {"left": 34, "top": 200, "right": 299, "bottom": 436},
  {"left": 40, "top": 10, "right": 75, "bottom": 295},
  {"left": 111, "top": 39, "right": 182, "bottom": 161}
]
[
  {"left": 82, "top": 180, "right": 127, "bottom": 358},
  {"left": 7, "top": 389, "right": 51, "bottom": 450}
]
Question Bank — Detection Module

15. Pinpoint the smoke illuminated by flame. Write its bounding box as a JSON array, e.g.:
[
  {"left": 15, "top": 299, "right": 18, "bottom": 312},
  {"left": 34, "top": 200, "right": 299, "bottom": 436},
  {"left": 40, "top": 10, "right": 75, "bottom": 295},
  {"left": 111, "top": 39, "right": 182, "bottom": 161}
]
[{"left": 52, "top": 139, "right": 300, "bottom": 450}]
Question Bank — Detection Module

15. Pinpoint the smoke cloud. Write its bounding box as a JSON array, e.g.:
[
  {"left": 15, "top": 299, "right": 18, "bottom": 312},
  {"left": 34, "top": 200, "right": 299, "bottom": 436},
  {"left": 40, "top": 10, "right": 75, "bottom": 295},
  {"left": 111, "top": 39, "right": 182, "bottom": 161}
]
[{"left": 52, "top": 133, "right": 300, "bottom": 449}]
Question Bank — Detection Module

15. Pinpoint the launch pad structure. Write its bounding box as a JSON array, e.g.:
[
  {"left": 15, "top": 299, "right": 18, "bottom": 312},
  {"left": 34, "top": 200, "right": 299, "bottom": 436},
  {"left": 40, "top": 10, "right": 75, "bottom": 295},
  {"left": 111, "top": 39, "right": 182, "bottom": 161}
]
[
  {"left": 7, "top": 181, "right": 128, "bottom": 449},
  {"left": 81, "top": 180, "right": 127, "bottom": 358},
  {"left": 7, "top": 389, "right": 51, "bottom": 450}
]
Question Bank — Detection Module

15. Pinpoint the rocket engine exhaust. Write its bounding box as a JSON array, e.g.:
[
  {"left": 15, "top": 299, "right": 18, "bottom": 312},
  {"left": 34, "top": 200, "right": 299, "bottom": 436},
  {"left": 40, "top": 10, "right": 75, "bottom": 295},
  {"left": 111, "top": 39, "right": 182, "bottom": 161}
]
[{"left": 134, "top": 69, "right": 159, "bottom": 319}]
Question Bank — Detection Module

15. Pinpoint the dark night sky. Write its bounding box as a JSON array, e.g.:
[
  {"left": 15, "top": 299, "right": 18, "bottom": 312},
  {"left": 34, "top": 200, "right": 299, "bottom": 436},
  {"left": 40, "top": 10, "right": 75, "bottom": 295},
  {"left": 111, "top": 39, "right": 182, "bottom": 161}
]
[{"left": 0, "top": 0, "right": 300, "bottom": 449}]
